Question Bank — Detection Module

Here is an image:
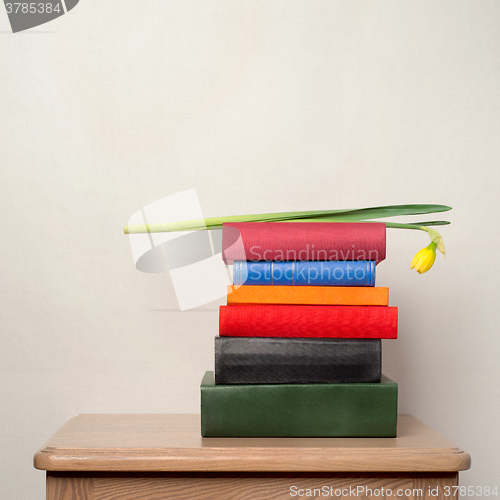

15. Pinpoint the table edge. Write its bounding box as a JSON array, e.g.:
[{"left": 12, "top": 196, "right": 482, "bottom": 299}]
[
  {"left": 33, "top": 414, "right": 471, "bottom": 473},
  {"left": 34, "top": 447, "right": 471, "bottom": 473}
]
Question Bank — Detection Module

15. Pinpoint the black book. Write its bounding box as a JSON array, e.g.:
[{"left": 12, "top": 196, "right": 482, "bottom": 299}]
[{"left": 215, "top": 337, "right": 381, "bottom": 385}]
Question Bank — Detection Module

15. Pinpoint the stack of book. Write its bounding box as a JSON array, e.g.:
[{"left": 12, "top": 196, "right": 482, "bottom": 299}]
[{"left": 201, "top": 222, "right": 398, "bottom": 437}]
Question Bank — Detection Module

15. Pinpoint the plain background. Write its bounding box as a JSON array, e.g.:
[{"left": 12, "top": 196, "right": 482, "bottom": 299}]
[{"left": 1, "top": 1, "right": 499, "bottom": 497}]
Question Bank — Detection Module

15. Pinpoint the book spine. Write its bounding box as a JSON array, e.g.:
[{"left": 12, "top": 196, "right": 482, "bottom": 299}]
[
  {"left": 222, "top": 222, "right": 386, "bottom": 264},
  {"left": 215, "top": 337, "right": 381, "bottom": 384},
  {"left": 201, "top": 371, "right": 398, "bottom": 437},
  {"left": 233, "top": 261, "right": 375, "bottom": 286},
  {"left": 219, "top": 304, "right": 398, "bottom": 339},
  {"left": 227, "top": 285, "right": 389, "bottom": 306}
]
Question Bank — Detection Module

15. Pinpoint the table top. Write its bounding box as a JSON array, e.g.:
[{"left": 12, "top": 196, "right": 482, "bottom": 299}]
[{"left": 34, "top": 414, "right": 471, "bottom": 473}]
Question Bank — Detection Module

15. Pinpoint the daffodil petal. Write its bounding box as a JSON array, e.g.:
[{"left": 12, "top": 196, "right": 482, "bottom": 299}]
[
  {"left": 419, "top": 251, "right": 436, "bottom": 273},
  {"left": 410, "top": 248, "right": 426, "bottom": 268},
  {"left": 410, "top": 252, "right": 422, "bottom": 269}
]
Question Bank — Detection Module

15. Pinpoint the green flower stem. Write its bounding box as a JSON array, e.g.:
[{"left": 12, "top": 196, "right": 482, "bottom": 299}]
[
  {"left": 384, "top": 223, "right": 429, "bottom": 230},
  {"left": 386, "top": 223, "right": 446, "bottom": 257},
  {"left": 123, "top": 204, "right": 451, "bottom": 234},
  {"left": 124, "top": 219, "right": 450, "bottom": 234}
]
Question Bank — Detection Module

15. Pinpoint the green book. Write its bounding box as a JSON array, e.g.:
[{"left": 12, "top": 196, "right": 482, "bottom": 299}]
[{"left": 201, "top": 371, "right": 397, "bottom": 437}]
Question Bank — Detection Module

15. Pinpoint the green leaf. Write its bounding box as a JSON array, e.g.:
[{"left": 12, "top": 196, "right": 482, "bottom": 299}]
[
  {"left": 286, "top": 218, "right": 451, "bottom": 226},
  {"left": 124, "top": 204, "right": 452, "bottom": 233},
  {"left": 385, "top": 220, "right": 450, "bottom": 231},
  {"left": 282, "top": 204, "right": 452, "bottom": 222},
  {"left": 383, "top": 221, "right": 450, "bottom": 230},
  {"left": 409, "top": 220, "right": 451, "bottom": 226}
]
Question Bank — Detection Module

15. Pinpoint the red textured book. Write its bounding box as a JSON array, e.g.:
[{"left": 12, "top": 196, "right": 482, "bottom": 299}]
[
  {"left": 219, "top": 304, "right": 398, "bottom": 339},
  {"left": 222, "top": 222, "right": 386, "bottom": 264}
]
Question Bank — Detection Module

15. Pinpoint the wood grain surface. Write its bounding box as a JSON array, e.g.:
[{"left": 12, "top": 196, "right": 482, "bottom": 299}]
[
  {"left": 47, "top": 475, "right": 93, "bottom": 500},
  {"left": 34, "top": 414, "right": 470, "bottom": 473},
  {"left": 46, "top": 473, "right": 459, "bottom": 500}
]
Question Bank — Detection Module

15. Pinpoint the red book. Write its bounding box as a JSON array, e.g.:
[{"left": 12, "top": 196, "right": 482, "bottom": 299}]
[
  {"left": 219, "top": 304, "right": 398, "bottom": 339},
  {"left": 221, "top": 222, "right": 386, "bottom": 264}
]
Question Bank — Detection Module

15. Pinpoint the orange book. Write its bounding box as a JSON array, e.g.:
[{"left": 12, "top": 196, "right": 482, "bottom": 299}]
[{"left": 227, "top": 285, "right": 389, "bottom": 306}]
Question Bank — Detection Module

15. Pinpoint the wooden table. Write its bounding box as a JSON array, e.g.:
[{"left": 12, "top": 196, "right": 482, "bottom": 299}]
[{"left": 34, "top": 414, "right": 470, "bottom": 500}]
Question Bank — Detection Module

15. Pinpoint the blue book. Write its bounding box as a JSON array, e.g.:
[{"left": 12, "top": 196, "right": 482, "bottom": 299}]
[{"left": 233, "top": 261, "right": 375, "bottom": 287}]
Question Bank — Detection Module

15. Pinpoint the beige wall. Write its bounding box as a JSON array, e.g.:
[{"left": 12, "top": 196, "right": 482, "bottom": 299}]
[{"left": 1, "top": 1, "right": 499, "bottom": 496}]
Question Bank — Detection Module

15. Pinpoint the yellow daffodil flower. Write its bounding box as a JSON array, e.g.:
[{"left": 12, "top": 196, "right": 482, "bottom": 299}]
[
  {"left": 410, "top": 226, "right": 446, "bottom": 274},
  {"left": 410, "top": 241, "right": 437, "bottom": 274}
]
